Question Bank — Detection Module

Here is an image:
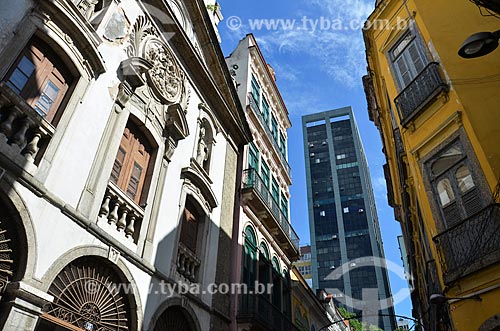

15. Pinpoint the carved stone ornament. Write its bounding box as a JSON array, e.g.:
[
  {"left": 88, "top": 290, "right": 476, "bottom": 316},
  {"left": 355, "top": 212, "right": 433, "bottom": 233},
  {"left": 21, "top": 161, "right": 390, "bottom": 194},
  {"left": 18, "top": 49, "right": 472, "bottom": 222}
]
[{"left": 125, "top": 15, "right": 186, "bottom": 106}]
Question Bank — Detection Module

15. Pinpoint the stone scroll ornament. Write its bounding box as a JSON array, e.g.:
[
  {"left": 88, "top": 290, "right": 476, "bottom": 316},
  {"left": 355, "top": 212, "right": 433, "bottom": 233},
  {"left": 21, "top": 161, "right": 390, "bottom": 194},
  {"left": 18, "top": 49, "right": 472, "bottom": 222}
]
[{"left": 125, "top": 16, "right": 187, "bottom": 107}]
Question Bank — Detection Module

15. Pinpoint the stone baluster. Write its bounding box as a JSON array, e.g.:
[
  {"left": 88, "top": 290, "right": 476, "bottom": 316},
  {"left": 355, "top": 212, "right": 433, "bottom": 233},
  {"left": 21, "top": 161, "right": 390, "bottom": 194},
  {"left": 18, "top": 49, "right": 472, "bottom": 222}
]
[
  {"left": 0, "top": 107, "right": 20, "bottom": 137},
  {"left": 185, "top": 257, "right": 191, "bottom": 278},
  {"left": 178, "top": 254, "right": 185, "bottom": 274},
  {"left": 116, "top": 206, "right": 128, "bottom": 231},
  {"left": 125, "top": 213, "right": 136, "bottom": 238},
  {"left": 23, "top": 129, "right": 43, "bottom": 162},
  {"left": 99, "top": 191, "right": 112, "bottom": 217},
  {"left": 108, "top": 199, "right": 120, "bottom": 225},
  {"left": 11, "top": 117, "right": 31, "bottom": 147},
  {"left": 189, "top": 262, "right": 196, "bottom": 282}
]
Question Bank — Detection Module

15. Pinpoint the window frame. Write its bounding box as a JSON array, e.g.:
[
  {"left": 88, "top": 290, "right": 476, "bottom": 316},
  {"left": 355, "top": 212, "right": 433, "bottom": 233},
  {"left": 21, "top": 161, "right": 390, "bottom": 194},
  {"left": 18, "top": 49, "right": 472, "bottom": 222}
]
[
  {"left": 261, "top": 160, "right": 270, "bottom": 189},
  {"left": 3, "top": 36, "right": 75, "bottom": 125},
  {"left": 388, "top": 28, "right": 429, "bottom": 91},
  {"left": 248, "top": 142, "right": 260, "bottom": 170},
  {"left": 251, "top": 74, "right": 261, "bottom": 107},
  {"left": 262, "top": 96, "right": 270, "bottom": 126},
  {"left": 111, "top": 120, "right": 156, "bottom": 206},
  {"left": 421, "top": 132, "right": 491, "bottom": 233}
]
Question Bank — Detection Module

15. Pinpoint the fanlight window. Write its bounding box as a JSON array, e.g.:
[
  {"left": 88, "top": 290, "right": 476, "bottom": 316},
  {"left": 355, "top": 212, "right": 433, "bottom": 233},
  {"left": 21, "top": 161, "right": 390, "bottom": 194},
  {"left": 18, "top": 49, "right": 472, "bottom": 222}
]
[
  {"left": 0, "top": 217, "right": 20, "bottom": 295},
  {"left": 456, "top": 165, "right": 475, "bottom": 193},
  {"left": 41, "top": 257, "right": 132, "bottom": 331},
  {"left": 437, "top": 178, "right": 455, "bottom": 206},
  {"left": 431, "top": 146, "right": 463, "bottom": 176}
]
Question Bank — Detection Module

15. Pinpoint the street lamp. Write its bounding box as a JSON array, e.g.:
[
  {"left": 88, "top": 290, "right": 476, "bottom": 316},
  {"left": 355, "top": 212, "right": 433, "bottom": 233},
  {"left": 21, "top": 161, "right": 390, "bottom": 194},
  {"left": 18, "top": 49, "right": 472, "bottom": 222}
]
[
  {"left": 429, "top": 293, "right": 482, "bottom": 305},
  {"left": 458, "top": 30, "right": 500, "bottom": 58}
]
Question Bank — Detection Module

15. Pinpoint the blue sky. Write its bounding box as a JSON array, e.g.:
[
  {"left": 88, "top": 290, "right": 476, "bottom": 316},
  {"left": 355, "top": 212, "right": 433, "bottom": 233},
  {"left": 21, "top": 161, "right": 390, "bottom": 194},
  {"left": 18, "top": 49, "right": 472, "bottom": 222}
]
[{"left": 217, "top": 0, "right": 413, "bottom": 323}]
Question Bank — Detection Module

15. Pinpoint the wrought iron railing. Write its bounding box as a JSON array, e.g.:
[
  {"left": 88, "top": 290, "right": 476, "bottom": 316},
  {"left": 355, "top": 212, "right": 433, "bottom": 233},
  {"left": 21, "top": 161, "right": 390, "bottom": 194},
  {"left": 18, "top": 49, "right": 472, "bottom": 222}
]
[
  {"left": 247, "top": 93, "right": 292, "bottom": 178},
  {"left": 433, "top": 203, "right": 500, "bottom": 283},
  {"left": 242, "top": 168, "right": 300, "bottom": 252},
  {"left": 238, "top": 294, "right": 297, "bottom": 331},
  {"left": 395, "top": 62, "right": 448, "bottom": 127}
]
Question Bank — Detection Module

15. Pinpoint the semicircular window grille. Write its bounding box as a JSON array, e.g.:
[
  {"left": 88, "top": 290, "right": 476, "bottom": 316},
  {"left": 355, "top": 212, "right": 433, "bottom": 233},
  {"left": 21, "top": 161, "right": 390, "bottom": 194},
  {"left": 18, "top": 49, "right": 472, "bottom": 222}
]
[
  {"left": 46, "top": 257, "right": 132, "bottom": 331},
  {"left": 0, "top": 217, "right": 19, "bottom": 294}
]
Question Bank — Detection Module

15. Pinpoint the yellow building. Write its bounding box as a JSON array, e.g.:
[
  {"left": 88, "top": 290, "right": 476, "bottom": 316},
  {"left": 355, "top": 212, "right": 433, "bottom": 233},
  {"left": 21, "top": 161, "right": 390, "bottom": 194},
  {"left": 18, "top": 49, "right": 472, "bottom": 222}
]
[{"left": 363, "top": 1, "right": 500, "bottom": 330}]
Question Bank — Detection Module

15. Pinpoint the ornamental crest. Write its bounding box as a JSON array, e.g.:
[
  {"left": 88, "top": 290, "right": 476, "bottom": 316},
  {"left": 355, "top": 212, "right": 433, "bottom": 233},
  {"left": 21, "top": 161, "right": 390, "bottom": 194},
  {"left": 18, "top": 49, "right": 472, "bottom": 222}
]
[
  {"left": 126, "top": 15, "right": 185, "bottom": 105},
  {"left": 145, "top": 39, "right": 185, "bottom": 104}
]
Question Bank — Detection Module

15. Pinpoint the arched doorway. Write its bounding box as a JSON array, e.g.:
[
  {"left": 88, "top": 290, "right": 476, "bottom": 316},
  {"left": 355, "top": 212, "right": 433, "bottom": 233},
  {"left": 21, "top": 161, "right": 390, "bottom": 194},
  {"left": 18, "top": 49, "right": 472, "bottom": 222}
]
[
  {"left": 153, "top": 306, "right": 197, "bottom": 331},
  {"left": 37, "top": 256, "right": 135, "bottom": 331},
  {"left": 0, "top": 197, "right": 26, "bottom": 297}
]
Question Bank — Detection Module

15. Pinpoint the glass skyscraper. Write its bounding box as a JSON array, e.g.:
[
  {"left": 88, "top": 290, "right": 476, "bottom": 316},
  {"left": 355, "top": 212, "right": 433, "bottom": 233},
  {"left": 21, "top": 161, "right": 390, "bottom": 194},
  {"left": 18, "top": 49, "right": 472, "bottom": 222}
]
[{"left": 302, "top": 107, "right": 396, "bottom": 331}]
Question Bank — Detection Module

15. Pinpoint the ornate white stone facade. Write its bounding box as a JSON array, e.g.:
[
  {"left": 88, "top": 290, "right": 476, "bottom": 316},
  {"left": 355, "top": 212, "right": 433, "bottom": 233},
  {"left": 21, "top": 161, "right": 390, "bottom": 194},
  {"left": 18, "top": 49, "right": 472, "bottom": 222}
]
[{"left": 0, "top": 1, "right": 250, "bottom": 330}]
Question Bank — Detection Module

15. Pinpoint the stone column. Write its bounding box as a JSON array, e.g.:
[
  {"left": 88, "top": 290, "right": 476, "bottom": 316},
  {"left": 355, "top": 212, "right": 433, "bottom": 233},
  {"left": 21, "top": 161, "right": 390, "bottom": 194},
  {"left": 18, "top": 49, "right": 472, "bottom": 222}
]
[{"left": 0, "top": 282, "right": 53, "bottom": 331}]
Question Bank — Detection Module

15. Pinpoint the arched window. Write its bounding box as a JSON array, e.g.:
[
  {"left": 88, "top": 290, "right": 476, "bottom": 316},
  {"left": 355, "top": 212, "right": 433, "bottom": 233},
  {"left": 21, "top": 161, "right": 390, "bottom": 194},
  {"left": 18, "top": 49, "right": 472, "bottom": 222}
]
[
  {"left": 179, "top": 197, "right": 203, "bottom": 254},
  {"left": 428, "top": 142, "right": 484, "bottom": 228},
  {"left": 282, "top": 269, "right": 292, "bottom": 318},
  {"left": 38, "top": 256, "right": 133, "bottom": 331},
  {"left": 242, "top": 226, "right": 257, "bottom": 289},
  {"left": 111, "top": 119, "right": 156, "bottom": 206},
  {"left": 258, "top": 242, "right": 271, "bottom": 300},
  {"left": 153, "top": 306, "right": 197, "bottom": 331},
  {"left": 2, "top": 36, "right": 75, "bottom": 125},
  {"left": 272, "top": 257, "right": 282, "bottom": 309},
  {"left": 176, "top": 196, "right": 205, "bottom": 282}
]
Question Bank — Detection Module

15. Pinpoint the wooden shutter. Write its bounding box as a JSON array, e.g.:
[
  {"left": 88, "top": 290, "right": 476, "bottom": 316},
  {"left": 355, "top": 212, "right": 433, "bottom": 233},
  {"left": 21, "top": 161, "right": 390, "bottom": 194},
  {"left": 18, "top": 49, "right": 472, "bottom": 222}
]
[
  {"left": 112, "top": 123, "right": 152, "bottom": 205},
  {"left": 408, "top": 43, "right": 425, "bottom": 75},
  {"left": 4, "top": 37, "right": 73, "bottom": 124},
  {"left": 179, "top": 204, "right": 199, "bottom": 253},
  {"left": 395, "top": 56, "right": 412, "bottom": 88}
]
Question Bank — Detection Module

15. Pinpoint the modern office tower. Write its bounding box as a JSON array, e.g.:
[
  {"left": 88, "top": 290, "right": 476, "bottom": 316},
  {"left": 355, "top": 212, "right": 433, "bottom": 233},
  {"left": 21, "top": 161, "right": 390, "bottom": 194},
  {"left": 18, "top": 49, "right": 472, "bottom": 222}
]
[{"left": 302, "top": 107, "right": 396, "bottom": 331}]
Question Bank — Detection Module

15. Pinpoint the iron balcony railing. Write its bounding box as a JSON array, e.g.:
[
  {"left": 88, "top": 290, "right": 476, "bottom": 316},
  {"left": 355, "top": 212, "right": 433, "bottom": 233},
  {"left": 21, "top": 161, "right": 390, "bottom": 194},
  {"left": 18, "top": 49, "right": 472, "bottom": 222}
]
[
  {"left": 395, "top": 62, "right": 448, "bottom": 127},
  {"left": 238, "top": 294, "right": 297, "bottom": 331},
  {"left": 433, "top": 203, "right": 500, "bottom": 283},
  {"left": 247, "top": 93, "right": 292, "bottom": 178},
  {"left": 242, "top": 168, "right": 300, "bottom": 252}
]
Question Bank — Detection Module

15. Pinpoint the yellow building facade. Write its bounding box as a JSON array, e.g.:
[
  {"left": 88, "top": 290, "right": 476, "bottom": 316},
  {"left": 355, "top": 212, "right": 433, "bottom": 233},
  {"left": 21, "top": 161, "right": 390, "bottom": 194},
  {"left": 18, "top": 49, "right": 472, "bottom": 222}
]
[{"left": 363, "top": 1, "right": 500, "bottom": 330}]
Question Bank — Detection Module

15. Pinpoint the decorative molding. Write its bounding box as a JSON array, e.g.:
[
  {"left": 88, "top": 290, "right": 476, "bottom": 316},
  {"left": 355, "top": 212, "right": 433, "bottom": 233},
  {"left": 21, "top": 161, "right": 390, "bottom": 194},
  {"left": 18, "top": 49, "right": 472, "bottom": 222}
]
[
  {"left": 120, "top": 15, "right": 191, "bottom": 160},
  {"left": 181, "top": 167, "right": 218, "bottom": 212}
]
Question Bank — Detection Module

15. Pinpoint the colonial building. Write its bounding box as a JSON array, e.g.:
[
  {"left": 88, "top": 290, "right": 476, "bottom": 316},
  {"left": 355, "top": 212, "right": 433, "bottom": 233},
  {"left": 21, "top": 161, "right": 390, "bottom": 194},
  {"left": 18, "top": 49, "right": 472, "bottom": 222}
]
[
  {"left": 225, "top": 34, "right": 301, "bottom": 331},
  {"left": 291, "top": 267, "right": 350, "bottom": 331},
  {"left": 0, "top": 1, "right": 251, "bottom": 331},
  {"left": 363, "top": 0, "right": 500, "bottom": 330}
]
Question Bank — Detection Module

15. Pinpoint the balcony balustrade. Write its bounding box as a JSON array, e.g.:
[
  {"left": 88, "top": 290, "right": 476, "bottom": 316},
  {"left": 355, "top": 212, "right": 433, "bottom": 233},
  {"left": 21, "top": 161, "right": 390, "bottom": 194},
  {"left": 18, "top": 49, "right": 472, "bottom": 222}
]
[
  {"left": 395, "top": 62, "right": 448, "bottom": 127},
  {"left": 247, "top": 93, "right": 291, "bottom": 178},
  {"left": 98, "top": 182, "right": 144, "bottom": 244},
  {"left": 0, "top": 82, "right": 55, "bottom": 166},
  {"left": 238, "top": 294, "right": 297, "bottom": 331},
  {"left": 242, "top": 168, "right": 300, "bottom": 257},
  {"left": 176, "top": 242, "right": 201, "bottom": 283},
  {"left": 433, "top": 203, "right": 500, "bottom": 284}
]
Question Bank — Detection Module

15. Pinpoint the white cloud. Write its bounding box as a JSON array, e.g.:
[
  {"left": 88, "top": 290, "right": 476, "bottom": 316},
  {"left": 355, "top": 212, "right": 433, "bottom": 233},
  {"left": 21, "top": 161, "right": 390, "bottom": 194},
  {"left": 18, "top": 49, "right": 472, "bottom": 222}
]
[{"left": 247, "top": 0, "right": 373, "bottom": 88}]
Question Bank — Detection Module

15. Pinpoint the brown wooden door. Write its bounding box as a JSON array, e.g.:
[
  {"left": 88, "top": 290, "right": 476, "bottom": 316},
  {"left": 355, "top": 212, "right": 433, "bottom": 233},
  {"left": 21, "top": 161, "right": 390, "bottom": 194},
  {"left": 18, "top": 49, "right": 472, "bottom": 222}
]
[{"left": 111, "top": 122, "right": 152, "bottom": 205}]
